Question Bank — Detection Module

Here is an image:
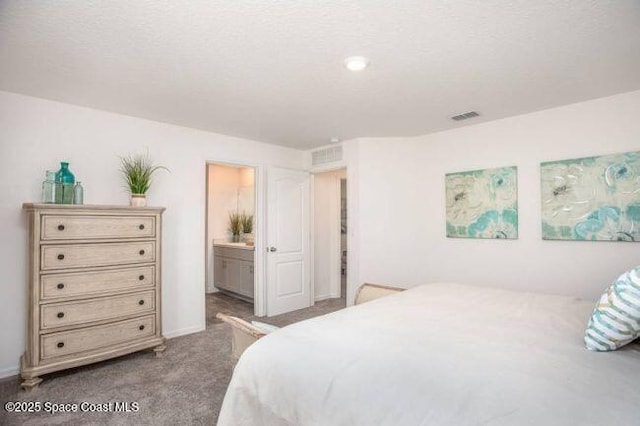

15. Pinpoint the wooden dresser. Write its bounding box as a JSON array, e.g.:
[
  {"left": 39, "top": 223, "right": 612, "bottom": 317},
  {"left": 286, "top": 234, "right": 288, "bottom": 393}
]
[{"left": 21, "top": 204, "right": 166, "bottom": 390}]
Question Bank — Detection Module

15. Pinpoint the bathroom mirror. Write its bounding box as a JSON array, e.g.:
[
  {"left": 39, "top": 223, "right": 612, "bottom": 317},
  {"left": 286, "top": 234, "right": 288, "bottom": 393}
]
[{"left": 237, "top": 185, "right": 255, "bottom": 217}]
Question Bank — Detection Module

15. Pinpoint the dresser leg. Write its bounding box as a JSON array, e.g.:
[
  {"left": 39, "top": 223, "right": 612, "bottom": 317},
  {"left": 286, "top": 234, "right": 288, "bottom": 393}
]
[
  {"left": 21, "top": 377, "right": 43, "bottom": 392},
  {"left": 153, "top": 341, "right": 167, "bottom": 358}
]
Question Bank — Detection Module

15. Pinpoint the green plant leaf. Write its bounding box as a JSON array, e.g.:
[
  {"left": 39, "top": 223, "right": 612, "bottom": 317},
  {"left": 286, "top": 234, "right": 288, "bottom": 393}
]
[
  {"left": 241, "top": 212, "right": 254, "bottom": 233},
  {"left": 228, "top": 212, "right": 242, "bottom": 235},
  {"left": 120, "top": 153, "right": 169, "bottom": 195}
]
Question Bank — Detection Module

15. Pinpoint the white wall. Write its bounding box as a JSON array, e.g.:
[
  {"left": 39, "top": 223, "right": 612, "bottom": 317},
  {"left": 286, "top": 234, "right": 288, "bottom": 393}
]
[
  {"left": 0, "top": 91, "right": 303, "bottom": 377},
  {"left": 313, "top": 169, "right": 346, "bottom": 301},
  {"left": 353, "top": 90, "right": 640, "bottom": 301}
]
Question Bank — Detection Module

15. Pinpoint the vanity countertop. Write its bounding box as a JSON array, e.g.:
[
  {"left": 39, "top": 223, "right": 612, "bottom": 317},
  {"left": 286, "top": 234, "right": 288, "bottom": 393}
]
[{"left": 214, "top": 242, "right": 255, "bottom": 251}]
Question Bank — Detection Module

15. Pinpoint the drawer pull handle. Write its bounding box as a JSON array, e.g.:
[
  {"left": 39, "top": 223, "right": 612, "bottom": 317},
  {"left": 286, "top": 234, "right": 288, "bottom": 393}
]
[
  {"left": 139, "top": 224, "right": 145, "bottom": 230},
  {"left": 138, "top": 300, "right": 145, "bottom": 306},
  {"left": 139, "top": 275, "right": 145, "bottom": 281},
  {"left": 57, "top": 224, "right": 65, "bottom": 231},
  {"left": 250, "top": 266, "right": 254, "bottom": 274},
  {"left": 139, "top": 325, "right": 145, "bottom": 331},
  {"left": 139, "top": 250, "right": 145, "bottom": 256},
  {"left": 57, "top": 312, "right": 65, "bottom": 319},
  {"left": 57, "top": 254, "right": 65, "bottom": 260},
  {"left": 57, "top": 342, "right": 64, "bottom": 348},
  {"left": 57, "top": 283, "right": 65, "bottom": 290}
]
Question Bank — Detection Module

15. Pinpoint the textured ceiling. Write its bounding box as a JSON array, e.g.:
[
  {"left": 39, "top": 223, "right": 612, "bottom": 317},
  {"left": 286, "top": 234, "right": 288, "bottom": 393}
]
[{"left": 1, "top": 1, "right": 640, "bottom": 148}]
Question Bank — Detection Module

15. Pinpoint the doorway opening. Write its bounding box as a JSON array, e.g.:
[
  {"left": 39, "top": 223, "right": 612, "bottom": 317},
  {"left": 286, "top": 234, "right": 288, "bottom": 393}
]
[
  {"left": 313, "top": 168, "right": 347, "bottom": 308},
  {"left": 205, "top": 163, "right": 257, "bottom": 328}
]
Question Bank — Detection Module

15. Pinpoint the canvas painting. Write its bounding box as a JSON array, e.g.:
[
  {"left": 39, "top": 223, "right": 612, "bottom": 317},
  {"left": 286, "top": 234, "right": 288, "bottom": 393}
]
[
  {"left": 541, "top": 151, "right": 640, "bottom": 242},
  {"left": 445, "top": 166, "right": 518, "bottom": 239}
]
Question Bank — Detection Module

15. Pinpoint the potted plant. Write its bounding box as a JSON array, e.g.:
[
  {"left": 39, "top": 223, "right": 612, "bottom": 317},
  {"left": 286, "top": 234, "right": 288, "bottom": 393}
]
[
  {"left": 241, "top": 212, "right": 254, "bottom": 245},
  {"left": 228, "top": 212, "right": 242, "bottom": 242},
  {"left": 120, "top": 153, "right": 168, "bottom": 207}
]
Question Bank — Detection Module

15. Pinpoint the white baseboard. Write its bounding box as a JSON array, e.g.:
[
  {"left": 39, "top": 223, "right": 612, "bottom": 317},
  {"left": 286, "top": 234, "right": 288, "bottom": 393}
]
[
  {"left": 314, "top": 293, "right": 341, "bottom": 302},
  {"left": 164, "top": 324, "right": 205, "bottom": 339},
  {"left": 0, "top": 365, "right": 19, "bottom": 380},
  {"left": 314, "top": 294, "right": 331, "bottom": 302}
]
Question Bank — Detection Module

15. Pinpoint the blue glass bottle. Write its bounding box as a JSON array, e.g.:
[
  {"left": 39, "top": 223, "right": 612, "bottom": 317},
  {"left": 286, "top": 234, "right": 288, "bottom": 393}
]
[{"left": 55, "top": 162, "right": 75, "bottom": 204}]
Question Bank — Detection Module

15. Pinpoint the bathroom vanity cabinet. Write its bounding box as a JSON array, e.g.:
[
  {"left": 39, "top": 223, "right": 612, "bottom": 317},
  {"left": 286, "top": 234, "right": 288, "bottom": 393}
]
[{"left": 214, "top": 244, "right": 254, "bottom": 301}]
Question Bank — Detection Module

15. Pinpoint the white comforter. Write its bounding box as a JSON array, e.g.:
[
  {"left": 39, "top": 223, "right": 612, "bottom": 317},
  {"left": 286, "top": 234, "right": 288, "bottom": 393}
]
[{"left": 217, "top": 283, "right": 640, "bottom": 426}]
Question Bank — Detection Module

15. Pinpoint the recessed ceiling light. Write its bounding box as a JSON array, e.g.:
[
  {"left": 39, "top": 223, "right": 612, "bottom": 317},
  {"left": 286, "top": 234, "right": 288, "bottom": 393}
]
[
  {"left": 344, "top": 56, "right": 370, "bottom": 72},
  {"left": 330, "top": 137, "right": 341, "bottom": 143}
]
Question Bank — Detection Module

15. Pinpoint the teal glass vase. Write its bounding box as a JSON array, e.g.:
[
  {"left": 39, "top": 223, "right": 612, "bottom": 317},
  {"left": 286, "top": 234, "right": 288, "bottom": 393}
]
[{"left": 55, "top": 162, "right": 76, "bottom": 204}]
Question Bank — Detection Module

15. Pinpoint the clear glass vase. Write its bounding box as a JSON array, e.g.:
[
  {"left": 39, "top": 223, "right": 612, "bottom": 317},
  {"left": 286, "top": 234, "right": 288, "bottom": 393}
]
[
  {"left": 73, "top": 182, "right": 84, "bottom": 205},
  {"left": 41, "top": 170, "right": 57, "bottom": 204}
]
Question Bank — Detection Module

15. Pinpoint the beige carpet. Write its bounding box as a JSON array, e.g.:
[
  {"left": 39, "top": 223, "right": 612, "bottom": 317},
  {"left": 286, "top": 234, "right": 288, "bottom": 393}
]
[{"left": 0, "top": 293, "right": 346, "bottom": 425}]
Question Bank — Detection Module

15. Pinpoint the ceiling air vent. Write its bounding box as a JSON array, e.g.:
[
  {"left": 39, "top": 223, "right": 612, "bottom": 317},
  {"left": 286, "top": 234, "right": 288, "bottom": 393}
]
[
  {"left": 451, "top": 111, "right": 480, "bottom": 121},
  {"left": 312, "top": 146, "right": 343, "bottom": 166}
]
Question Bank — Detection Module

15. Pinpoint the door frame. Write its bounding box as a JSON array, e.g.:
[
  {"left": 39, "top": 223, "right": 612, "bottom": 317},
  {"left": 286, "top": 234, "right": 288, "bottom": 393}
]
[
  {"left": 310, "top": 166, "right": 348, "bottom": 303},
  {"left": 204, "top": 160, "right": 267, "bottom": 317}
]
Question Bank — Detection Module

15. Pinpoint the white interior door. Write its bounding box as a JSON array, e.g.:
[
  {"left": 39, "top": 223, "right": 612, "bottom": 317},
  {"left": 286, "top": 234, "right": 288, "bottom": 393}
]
[{"left": 266, "top": 167, "right": 311, "bottom": 316}]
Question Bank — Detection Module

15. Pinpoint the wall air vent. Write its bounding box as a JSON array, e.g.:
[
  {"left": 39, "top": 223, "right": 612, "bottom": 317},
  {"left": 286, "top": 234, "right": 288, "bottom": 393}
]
[
  {"left": 451, "top": 111, "right": 480, "bottom": 121},
  {"left": 312, "top": 146, "right": 343, "bottom": 166}
]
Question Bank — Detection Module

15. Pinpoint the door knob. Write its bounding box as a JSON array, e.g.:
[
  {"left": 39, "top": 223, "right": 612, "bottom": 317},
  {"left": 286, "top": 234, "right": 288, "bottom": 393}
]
[{"left": 268, "top": 247, "right": 277, "bottom": 252}]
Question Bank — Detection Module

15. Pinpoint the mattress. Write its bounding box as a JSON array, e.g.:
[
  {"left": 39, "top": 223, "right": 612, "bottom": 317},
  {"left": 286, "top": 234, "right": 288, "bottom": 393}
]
[{"left": 217, "top": 282, "right": 640, "bottom": 426}]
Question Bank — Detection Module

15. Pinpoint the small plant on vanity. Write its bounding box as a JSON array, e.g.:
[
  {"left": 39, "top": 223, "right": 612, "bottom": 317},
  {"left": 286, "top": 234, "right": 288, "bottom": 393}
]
[
  {"left": 241, "top": 212, "right": 255, "bottom": 246},
  {"left": 241, "top": 212, "right": 254, "bottom": 234},
  {"left": 120, "top": 153, "right": 169, "bottom": 207},
  {"left": 228, "top": 212, "right": 243, "bottom": 242}
]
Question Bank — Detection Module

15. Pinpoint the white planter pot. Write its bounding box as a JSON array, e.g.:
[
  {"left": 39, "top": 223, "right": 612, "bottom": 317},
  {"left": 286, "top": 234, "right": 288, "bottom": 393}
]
[
  {"left": 130, "top": 194, "right": 147, "bottom": 207},
  {"left": 243, "top": 232, "right": 255, "bottom": 246}
]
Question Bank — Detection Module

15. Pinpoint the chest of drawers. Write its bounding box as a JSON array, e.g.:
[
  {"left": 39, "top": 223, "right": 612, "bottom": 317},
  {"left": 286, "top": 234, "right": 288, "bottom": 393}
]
[{"left": 20, "top": 204, "right": 166, "bottom": 390}]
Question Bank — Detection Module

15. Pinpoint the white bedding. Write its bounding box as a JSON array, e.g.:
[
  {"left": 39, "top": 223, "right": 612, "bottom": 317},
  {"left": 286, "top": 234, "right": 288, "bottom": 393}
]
[{"left": 217, "top": 283, "right": 640, "bottom": 426}]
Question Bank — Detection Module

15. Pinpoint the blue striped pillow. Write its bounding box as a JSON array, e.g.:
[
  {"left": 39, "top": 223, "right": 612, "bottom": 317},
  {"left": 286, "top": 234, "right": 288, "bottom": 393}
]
[{"left": 584, "top": 266, "right": 640, "bottom": 351}]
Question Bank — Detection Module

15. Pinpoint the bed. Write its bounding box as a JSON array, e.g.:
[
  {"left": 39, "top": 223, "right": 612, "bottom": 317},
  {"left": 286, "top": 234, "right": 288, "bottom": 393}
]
[{"left": 217, "top": 282, "right": 640, "bottom": 426}]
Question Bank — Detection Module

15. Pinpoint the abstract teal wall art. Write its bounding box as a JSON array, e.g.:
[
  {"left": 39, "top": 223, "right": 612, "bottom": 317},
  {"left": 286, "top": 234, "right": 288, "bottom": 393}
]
[
  {"left": 445, "top": 166, "right": 518, "bottom": 239},
  {"left": 541, "top": 151, "right": 640, "bottom": 242}
]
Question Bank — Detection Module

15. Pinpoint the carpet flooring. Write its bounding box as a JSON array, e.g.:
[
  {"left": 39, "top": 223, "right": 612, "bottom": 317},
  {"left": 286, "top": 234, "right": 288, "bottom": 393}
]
[{"left": 0, "top": 293, "right": 346, "bottom": 426}]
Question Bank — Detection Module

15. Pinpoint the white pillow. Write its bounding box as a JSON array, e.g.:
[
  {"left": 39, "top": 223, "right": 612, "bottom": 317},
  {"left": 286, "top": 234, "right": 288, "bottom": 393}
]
[{"left": 584, "top": 266, "right": 640, "bottom": 351}]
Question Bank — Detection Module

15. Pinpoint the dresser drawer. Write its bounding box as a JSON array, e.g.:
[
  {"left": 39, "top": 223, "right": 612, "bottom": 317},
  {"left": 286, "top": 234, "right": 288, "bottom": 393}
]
[
  {"left": 41, "top": 266, "right": 155, "bottom": 300},
  {"left": 41, "top": 315, "right": 156, "bottom": 360},
  {"left": 41, "top": 290, "right": 155, "bottom": 330},
  {"left": 41, "top": 215, "right": 155, "bottom": 240},
  {"left": 41, "top": 241, "right": 155, "bottom": 270}
]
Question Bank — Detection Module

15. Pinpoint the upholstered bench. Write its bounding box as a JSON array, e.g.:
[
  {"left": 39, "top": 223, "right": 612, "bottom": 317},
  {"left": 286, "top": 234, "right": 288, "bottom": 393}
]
[
  {"left": 354, "top": 283, "right": 405, "bottom": 305},
  {"left": 216, "top": 313, "right": 278, "bottom": 361}
]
